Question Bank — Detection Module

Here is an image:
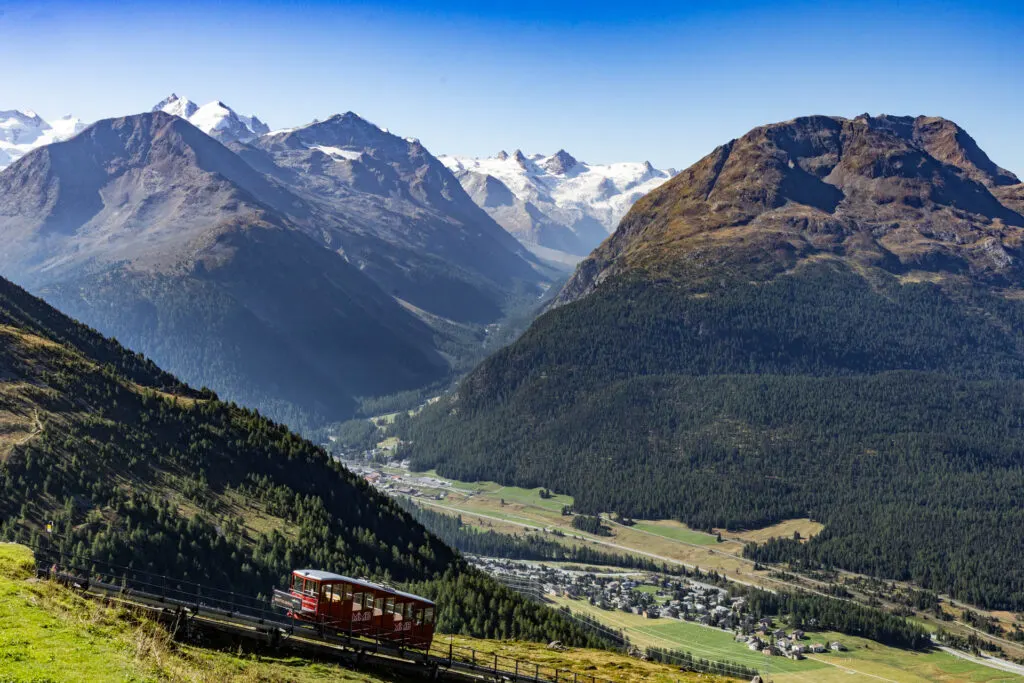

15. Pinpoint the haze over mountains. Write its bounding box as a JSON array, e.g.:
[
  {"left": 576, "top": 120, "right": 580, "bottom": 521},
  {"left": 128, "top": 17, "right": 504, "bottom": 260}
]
[
  {"left": 403, "top": 114, "right": 1024, "bottom": 611},
  {"left": 0, "top": 95, "right": 567, "bottom": 428},
  {"left": 441, "top": 150, "right": 675, "bottom": 260}
]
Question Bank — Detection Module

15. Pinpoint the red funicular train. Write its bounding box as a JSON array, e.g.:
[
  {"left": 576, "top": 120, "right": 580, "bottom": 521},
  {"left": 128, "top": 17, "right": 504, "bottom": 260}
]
[{"left": 273, "top": 568, "right": 436, "bottom": 649}]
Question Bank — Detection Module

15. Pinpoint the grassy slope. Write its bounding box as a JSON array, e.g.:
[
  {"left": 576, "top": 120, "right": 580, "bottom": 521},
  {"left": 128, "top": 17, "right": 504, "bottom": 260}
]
[{"left": 0, "top": 543, "right": 390, "bottom": 683}]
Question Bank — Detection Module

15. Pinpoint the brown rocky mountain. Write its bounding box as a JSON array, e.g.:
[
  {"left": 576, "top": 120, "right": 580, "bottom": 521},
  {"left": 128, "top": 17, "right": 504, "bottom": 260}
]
[{"left": 559, "top": 114, "right": 1022, "bottom": 303}]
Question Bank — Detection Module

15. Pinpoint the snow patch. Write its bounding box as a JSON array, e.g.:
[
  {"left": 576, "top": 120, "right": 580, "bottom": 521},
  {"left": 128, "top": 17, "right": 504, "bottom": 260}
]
[{"left": 311, "top": 145, "right": 363, "bottom": 161}]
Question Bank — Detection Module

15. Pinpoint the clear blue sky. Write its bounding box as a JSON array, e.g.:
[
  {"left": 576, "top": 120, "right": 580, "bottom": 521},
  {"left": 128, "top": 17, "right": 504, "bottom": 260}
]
[{"left": 2, "top": 0, "right": 1022, "bottom": 174}]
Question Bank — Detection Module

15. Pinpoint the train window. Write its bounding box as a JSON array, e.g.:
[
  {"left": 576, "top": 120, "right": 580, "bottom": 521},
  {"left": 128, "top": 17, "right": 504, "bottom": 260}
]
[
  {"left": 291, "top": 575, "right": 302, "bottom": 591},
  {"left": 304, "top": 579, "right": 319, "bottom": 596},
  {"left": 374, "top": 597, "right": 384, "bottom": 613},
  {"left": 384, "top": 597, "right": 395, "bottom": 615},
  {"left": 414, "top": 608, "right": 423, "bottom": 625},
  {"left": 424, "top": 608, "right": 434, "bottom": 624},
  {"left": 352, "top": 592, "right": 363, "bottom": 609},
  {"left": 342, "top": 583, "right": 353, "bottom": 600},
  {"left": 404, "top": 602, "right": 414, "bottom": 619}
]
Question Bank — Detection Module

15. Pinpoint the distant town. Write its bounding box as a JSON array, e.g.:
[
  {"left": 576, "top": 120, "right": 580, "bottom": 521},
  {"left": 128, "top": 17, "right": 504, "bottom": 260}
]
[{"left": 470, "top": 557, "right": 844, "bottom": 662}]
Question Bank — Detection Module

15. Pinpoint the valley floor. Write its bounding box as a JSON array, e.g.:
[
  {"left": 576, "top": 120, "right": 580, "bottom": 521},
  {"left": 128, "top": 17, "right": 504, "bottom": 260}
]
[{"left": 352, "top": 461, "right": 1024, "bottom": 682}]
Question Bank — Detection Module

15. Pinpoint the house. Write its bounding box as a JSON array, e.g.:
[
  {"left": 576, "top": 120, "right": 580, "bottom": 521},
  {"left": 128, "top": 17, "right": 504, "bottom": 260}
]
[
  {"left": 792, "top": 629, "right": 805, "bottom": 640},
  {"left": 830, "top": 641, "right": 845, "bottom": 652},
  {"left": 773, "top": 628, "right": 787, "bottom": 639},
  {"left": 748, "top": 640, "right": 763, "bottom": 652},
  {"left": 645, "top": 607, "right": 661, "bottom": 619},
  {"left": 810, "top": 643, "right": 826, "bottom": 653}
]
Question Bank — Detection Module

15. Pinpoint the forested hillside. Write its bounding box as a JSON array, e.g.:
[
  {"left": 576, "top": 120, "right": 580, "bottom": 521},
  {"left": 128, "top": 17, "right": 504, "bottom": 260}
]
[
  {"left": 401, "top": 115, "right": 1024, "bottom": 611},
  {"left": 0, "top": 275, "right": 603, "bottom": 647}
]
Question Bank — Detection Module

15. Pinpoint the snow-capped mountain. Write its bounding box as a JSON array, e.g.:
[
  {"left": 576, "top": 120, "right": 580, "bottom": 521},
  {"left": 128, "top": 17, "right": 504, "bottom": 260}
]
[
  {"left": 0, "top": 110, "right": 86, "bottom": 170},
  {"left": 440, "top": 149, "right": 676, "bottom": 260},
  {"left": 153, "top": 94, "right": 269, "bottom": 143}
]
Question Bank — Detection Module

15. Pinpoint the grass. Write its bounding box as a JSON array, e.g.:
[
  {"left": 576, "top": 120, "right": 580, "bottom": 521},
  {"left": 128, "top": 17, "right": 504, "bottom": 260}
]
[
  {"left": 491, "top": 485, "right": 575, "bottom": 513},
  {"left": 631, "top": 520, "right": 720, "bottom": 546},
  {"left": 442, "top": 635, "right": 732, "bottom": 683},
  {"left": 550, "top": 596, "right": 815, "bottom": 674},
  {"left": 0, "top": 543, "right": 396, "bottom": 683},
  {"left": 723, "top": 518, "right": 825, "bottom": 544},
  {"left": 550, "top": 595, "right": 1022, "bottom": 683}
]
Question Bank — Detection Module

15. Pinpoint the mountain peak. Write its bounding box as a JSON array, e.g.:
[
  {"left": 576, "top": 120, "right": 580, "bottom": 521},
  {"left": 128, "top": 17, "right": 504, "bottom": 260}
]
[
  {"left": 153, "top": 93, "right": 199, "bottom": 119},
  {"left": 151, "top": 95, "right": 267, "bottom": 143},
  {"left": 543, "top": 149, "right": 578, "bottom": 175},
  {"left": 559, "top": 113, "right": 1024, "bottom": 304}
]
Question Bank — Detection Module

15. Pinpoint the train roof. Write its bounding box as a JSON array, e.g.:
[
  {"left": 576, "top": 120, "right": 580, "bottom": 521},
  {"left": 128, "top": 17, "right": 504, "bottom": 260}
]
[{"left": 292, "top": 569, "right": 435, "bottom": 606}]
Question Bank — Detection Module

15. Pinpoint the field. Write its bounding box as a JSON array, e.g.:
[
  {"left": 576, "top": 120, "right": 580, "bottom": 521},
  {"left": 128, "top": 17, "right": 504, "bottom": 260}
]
[
  {"left": 443, "top": 635, "right": 732, "bottom": 683},
  {"left": 722, "top": 518, "right": 824, "bottom": 544},
  {"left": 552, "top": 595, "right": 1023, "bottom": 682},
  {"left": 630, "top": 519, "right": 721, "bottom": 546},
  {"left": 411, "top": 471, "right": 783, "bottom": 584}
]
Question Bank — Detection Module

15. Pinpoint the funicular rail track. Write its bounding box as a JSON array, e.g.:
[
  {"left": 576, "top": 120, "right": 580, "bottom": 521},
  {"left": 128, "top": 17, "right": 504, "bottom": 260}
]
[{"left": 29, "top": 543, "right": 632, "bottom": 683}]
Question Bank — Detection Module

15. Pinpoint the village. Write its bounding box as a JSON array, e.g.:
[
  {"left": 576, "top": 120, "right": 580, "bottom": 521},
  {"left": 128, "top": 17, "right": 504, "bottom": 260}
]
[
  {"left": 339, "top": 454, "right": 851, "bottom": 665},
  {"left": 470, "top": 557, "right": 846, "bottom": 662}
]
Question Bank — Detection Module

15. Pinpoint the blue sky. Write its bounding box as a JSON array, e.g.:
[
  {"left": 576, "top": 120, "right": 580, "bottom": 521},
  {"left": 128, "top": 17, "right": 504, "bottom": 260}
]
[{"left": 2, "top": 0, "right": 1022, "bottom": 173}]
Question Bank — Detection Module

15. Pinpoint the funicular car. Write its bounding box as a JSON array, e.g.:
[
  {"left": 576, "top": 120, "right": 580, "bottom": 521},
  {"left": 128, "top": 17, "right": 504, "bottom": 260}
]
[{"left": 273, "top": 568, "right": 436, "bottom": 649}]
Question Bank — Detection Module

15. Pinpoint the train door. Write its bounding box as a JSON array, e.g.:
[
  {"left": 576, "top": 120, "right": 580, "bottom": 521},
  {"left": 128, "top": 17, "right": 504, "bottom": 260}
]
[
  {"left": 334, "top": 582, "right": 354, "bottom": 629},
  {"left": 372, "top": 593, "right": 386, "bottom": 638},
  {"left": 350, "top": 590, "right": 370, "bottom": 633},
  {"left": 321, "top": 582, "right": 345, "bottom": 626},
  {"left": 381, "top": 596, "right": 396, "bottom": 636},
  {"left": 391, "top": 600, "right": 413, "bottom": 644},
  {"left": 298, "top": 577, "right": 320, "bottom": 617}
]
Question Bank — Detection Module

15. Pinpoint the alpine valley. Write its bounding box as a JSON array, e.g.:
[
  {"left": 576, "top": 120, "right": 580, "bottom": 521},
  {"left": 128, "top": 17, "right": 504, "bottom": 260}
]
[
  {"left": 402, "top": 114, "right": 1024, "bottom": 612},
  {"left": 0, "top": 96, "right": 573, "bottom": 429}
]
